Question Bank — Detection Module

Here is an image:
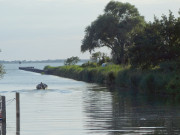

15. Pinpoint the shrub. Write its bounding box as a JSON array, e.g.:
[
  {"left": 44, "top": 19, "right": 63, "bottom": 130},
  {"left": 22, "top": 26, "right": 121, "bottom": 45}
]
[
  {"left": 44, "top": 64, "right": 180, "bottom": 97},
  {"left": 166, "top": 75, "right": 180, "bottom": 94},
  {"left": 159, "top": 61, "right": 180, "bottom": 72},
  {"left": 81, "top": 61, "right": 98, "bottom": 68},
  {"left": 129, "top": 72, "right": 142, "bottom": 89},
  {"left": 116, "top": 69, "right": 130, "bottom": 87},
  {"left": 139, "top": 73, "right": 157, "bottom": 93},
  {"left": 107, "top": 71, "right": 116, "bottom": 85}
]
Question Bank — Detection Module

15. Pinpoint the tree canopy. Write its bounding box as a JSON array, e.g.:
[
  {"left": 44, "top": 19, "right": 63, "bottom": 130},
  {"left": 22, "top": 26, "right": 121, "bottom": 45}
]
[
  {"left": 129, "top": 11, "right": 180, "bottom": 68},
  {"left": 81, "top": 1, "right": 180, "bottom": 69},
  {"left": 90, "top": 51, "right": 110, "bottom": 65},
  {"left": 81, "top": 1, "right": 145, "bottom": 64},
  {"left": 64, "top": 56, "right": 80, "bottom": 66}
]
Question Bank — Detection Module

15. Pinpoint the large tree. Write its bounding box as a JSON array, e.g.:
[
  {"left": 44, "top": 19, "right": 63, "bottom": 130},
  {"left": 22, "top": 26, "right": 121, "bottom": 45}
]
[
  {"left": 129, "top": 11, "right": 180, "bottom": 68},
  {"left": 81, "top": 1, "right": 145, "bottom": 64}
]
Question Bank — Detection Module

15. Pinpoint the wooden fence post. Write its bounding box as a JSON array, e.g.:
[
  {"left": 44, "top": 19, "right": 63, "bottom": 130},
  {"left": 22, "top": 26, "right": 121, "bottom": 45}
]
[
  {"left": 1, "top": 96, "right": 6, "bottom": 135},
  {"left": 16, "top": 92, "right": 20, "bottom": 134},
  {"left": 1, "top": 96, "right": 6, "bottom": 122}
]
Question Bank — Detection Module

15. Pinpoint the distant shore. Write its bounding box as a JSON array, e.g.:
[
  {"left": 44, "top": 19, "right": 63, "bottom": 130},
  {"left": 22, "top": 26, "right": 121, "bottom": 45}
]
[{"left": 0, "top": 59, "right": 89, "bottom": 64}]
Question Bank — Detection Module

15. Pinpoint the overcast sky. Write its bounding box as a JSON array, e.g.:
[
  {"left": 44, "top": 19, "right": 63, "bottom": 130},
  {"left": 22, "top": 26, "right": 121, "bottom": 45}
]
[{"left": 0, "top": 0, "right": 179, "bottom": 61}]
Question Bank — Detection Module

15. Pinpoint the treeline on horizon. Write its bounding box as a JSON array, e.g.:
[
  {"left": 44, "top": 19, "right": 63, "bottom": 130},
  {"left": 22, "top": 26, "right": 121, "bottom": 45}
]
[{"left": 0, "top": 59, "right": 89, "bottom": 64}]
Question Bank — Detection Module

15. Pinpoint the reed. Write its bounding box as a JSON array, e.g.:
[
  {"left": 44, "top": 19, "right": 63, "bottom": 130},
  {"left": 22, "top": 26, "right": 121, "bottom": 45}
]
[{"left": 44, "top": 64, "right": 180, "bottom": 96}]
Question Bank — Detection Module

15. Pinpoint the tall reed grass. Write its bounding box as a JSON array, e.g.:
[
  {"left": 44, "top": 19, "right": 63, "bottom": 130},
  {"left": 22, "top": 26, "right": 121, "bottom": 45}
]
[{"left": 44, "top": 64, "right": 179, "bottom": 96}]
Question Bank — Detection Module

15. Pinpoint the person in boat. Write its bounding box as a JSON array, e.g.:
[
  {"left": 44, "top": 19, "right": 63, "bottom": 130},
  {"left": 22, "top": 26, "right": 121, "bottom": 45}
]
[
  {"left": 40, "top": 82, "right": 45, "bottom": 89},
  {"left": 37, "top": 82, "right": 48, "bottom": 89}
]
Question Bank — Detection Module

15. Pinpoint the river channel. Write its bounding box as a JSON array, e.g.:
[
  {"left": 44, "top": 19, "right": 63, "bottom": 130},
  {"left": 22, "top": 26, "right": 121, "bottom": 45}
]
[{"left": 0, "top": 62, "right": 180, "bottom": 135}]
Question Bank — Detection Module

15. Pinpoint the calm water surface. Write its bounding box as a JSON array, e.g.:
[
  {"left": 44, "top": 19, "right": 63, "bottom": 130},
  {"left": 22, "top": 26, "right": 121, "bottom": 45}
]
[{"left": 0, "top": 63, "right": 180, "bottom": 135}]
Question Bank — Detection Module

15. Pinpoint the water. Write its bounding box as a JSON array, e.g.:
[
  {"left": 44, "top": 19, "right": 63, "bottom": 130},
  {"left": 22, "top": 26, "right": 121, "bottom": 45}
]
[{"left": 0, "top": 63, "right": 180, "bottom": 135}]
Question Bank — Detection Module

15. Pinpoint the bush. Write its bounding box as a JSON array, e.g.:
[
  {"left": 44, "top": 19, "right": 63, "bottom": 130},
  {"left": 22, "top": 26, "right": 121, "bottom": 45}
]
[
  {"left": 44, "top": 65, "right": 52, "bottom": 70},
  {"left": 166, "top": 75, "right": 180, "bottom": 94},
  {"left": 116, "top": 69, "right": 129, "bottom": 87},
  {"left": 159, "top": 61, "right": 180, "bottom": 72},
  {"left": 129, "top": 72, "right": 142, "bottom": 89},
  {"left": 81, "top": 61, "right": 98, "bottom": 68},
  {"left": 139, "top": 74, "right": 156, "bottom": 93},
  {"left": 107, "top": 71, "right": 116, "bottom": 85},
  {"left": 44, "top": 64, "right": 180, "bottom": 97}
]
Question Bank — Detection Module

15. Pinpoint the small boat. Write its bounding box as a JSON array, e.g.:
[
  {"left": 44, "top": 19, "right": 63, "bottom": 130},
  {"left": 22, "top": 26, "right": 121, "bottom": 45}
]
[{"left": 36, "top": 82, "right": 48, "bottom": 89}]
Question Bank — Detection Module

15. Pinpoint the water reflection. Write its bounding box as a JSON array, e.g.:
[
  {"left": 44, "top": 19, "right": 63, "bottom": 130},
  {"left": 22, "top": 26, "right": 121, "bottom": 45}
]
[
  {"left": 16, "top": 113, "right": 20, "bottom": 135},
  {"left": 83, "top": 86, "right": 180, "bottom": 135},
  {"left": 1, "top": 63, "right": 180, "bottom": 135},
  {"left": 83, "top": 86, "right": 113, "bottom": 134}
]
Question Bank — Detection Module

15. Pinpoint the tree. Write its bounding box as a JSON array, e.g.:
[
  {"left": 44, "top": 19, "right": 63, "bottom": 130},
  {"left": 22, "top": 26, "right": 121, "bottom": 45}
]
[
  {"left": 0, "top": 64, "right": 5, "bottom": 78},
  {"left": 81, "top": 1, "right": 145, "bottom": 64},
  {"left": 90, "top": 52, "right": 102, "bottom": 63},
  {"left": 64, "top": 56, "right": 80, "bottom": 66},
  {"left": 0, "top": 50, "right": 5, "bottom": 78},
  {"left": 129, "top": 11, "right": 180, "bottom": 68},
  {"left": 128, "top": 23, "right": 163, "bottom": 68},
  {"left": 90, "top": 51, "right": 110, "bottom": 65}
]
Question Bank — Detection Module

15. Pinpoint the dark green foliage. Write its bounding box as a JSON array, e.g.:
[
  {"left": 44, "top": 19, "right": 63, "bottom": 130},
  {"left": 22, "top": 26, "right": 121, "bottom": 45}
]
[
  {"left": 90, "top": 52, "right": 102, "bottom": 63},
  {"left": 107, "top": 71, "right": 116, "bottom": 85},
  {"left": 81, "top": 1, "right": 145, "bottom": 64},
  {"left": 43, "top": 8, "right": 180, "bottom": 100},
  {"left": 140, "top": 74, "right": 156, "bottom": 93},
  {"left": 116, "top": 69, "right": 129, "bottom": 87},
  {"left": 44, "top": 65, "right": 52, "bottom": 70},
  {"left": 129, "top": 72, "right": 142, "bottom": 89},
  {"left": 159, "top": 61, "right": 180, "bottom": 72},
  {"left": 115, "top": 68, "right": 173, "bottom": 94},
  {"left": 44, "top": 65, "right": 120, "bottom": 85},
  {"left": 129, "top": 23, "right": 163, "bottom": 68},
  {"left": 64, "top": 56, "right": 80, "bottom": 66},
  {"left": 129, "top": 11, "right": 180, "bottom": 69},
  {"left": 166, "top": 75, "right": 180, "bottom": 94},
  {"left": 44, "top": 64, "right": 180, "bottom": 100},
  {"left": 81, "top": 61, "right": 98, "bottom": 68},
  {"left": 90, "top": 52, "right": 111, "bottom": 65}
]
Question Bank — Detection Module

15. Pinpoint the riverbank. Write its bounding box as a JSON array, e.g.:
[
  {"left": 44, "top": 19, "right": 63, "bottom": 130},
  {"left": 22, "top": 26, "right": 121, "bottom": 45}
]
[{"left": 44, "top": 64, "right": 180, "bottom": 99}]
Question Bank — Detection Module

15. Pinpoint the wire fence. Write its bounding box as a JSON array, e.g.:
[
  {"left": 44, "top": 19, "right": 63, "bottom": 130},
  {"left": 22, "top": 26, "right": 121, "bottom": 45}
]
[{"left": 6, "top": 98, "right": 16, "bottom": 106}]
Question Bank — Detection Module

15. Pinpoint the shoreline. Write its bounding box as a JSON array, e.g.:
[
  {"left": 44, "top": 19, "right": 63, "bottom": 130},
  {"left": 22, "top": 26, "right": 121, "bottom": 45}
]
[
  {"left": 19, "top": 65, "right": 180, "bottom": 101},
  {"left": 44, "top": 65, "right": 179, "bottom": 98},
  {"left": 19, "top": 65, "right": 180, "bottom": 103}
]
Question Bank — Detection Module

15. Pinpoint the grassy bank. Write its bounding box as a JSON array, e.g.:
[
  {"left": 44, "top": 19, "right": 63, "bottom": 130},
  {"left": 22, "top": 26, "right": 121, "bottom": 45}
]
[{"left": 44, "top": 64, "right": 180, "bottom": 99}]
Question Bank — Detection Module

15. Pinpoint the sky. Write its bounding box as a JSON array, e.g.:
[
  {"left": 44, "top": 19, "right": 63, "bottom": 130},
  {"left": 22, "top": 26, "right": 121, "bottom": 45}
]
[{"left": 0, "top": 0, "right": 179, "bottom": 61}]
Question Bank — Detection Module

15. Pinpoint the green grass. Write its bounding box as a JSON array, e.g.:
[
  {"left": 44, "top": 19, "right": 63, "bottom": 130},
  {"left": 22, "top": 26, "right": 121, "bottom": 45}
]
[
  {"left": 44, "top": 64, "right": 180, "bottom": 97},
  {"left": 44, "top": 64, "right": 124, "bottom": 84}
]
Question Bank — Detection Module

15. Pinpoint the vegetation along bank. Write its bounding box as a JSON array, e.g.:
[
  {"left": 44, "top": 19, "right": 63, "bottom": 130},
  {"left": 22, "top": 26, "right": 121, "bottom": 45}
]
[
  {"left": 44, "top": 63, "right": 180, "bottom": 97},
  {"left": 45, "top": 1, "right": 180, "bottom": 100}
]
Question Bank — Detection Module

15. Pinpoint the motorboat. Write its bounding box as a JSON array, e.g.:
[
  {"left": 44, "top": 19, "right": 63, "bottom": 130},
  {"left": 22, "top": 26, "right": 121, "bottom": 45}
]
[{"left": 36, "top": 82, "right": 48, "bottom": 89}]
